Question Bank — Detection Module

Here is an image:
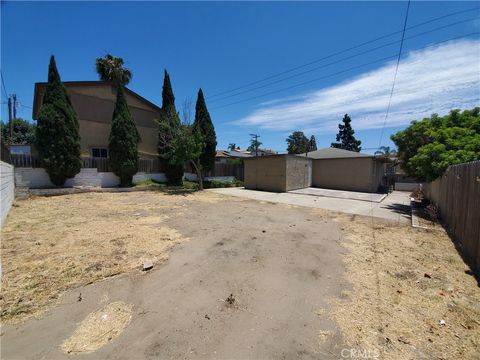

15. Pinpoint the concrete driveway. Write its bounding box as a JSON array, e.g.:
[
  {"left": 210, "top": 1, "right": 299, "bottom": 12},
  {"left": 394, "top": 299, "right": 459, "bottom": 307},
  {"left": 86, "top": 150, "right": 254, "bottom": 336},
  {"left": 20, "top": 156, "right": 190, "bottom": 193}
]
[
  {"left": 289, "top": 187, "right": 387, "bottom": 202},
  {"left": 209, "top": 188, "right": 411, "bottom": 224}
]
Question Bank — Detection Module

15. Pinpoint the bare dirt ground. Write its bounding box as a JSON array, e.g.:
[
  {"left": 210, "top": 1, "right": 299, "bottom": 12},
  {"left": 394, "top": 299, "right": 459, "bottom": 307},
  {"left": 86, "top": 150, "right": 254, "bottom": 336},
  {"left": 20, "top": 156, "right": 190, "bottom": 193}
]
[
  {"left": 315, "top": 210, "right": 480, "bottom": 360},
  {"left": 1, "top": 191, "right": 346, "bottom": 359},
  {"left": 1, "top": 191, "right": 201, "bottom": 323},
  {"left": 1, "top": 190, "right": 479, "bottom": 359}
]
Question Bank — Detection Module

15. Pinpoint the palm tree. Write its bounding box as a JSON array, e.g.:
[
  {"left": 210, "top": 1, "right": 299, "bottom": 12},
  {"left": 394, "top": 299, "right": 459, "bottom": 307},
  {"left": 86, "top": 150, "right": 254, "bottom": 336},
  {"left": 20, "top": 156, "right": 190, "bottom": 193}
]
[
  {"left": 375, "top": 146, "right": 397, "bottom": 158},
  {"left": 228, "top": 143, "right": 238, "bottom": 151},
  {"left": 376, "top": 146, "right": 399, "bottom": 177},
  {"left": 95, "top": 54, "right": 132, "bottom": 85}
]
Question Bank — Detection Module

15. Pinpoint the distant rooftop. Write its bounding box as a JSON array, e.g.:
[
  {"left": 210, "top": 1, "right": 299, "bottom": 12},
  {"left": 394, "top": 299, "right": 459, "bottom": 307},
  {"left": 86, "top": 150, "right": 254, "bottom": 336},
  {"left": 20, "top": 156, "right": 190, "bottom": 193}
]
[
  {"left": 302, "top": 147, "right": 372, "bottom": 159},
  {"left": 216, "top": 150, "right": 253, "bottom": 158}
]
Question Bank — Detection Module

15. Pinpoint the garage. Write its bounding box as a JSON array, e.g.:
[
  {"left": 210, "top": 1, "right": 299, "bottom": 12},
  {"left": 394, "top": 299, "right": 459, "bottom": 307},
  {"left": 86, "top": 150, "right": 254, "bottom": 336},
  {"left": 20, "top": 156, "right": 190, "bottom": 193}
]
[
  {"left": 244, "top": 148, "right": 386, "bottom": 193},
  {"left": 309, "top": 149, "right": 385, "bottom": 193},
  {"left": 243, "top": 155, "right": 311, "bottom": 192}
]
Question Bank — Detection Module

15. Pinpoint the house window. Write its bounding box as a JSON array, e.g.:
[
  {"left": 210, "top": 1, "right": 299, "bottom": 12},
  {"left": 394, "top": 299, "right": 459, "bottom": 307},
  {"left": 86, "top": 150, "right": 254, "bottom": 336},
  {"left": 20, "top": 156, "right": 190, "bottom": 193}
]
[{"left": 91, "top": 148, "right": 108, "bottom": 158}]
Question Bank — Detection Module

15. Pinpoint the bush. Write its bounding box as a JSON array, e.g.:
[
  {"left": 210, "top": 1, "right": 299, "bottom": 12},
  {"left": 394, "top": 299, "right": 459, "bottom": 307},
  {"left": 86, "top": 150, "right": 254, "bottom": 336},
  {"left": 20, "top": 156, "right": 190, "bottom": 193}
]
[{"left": 203, "top": 179, "right": 243, "bottom": 189}]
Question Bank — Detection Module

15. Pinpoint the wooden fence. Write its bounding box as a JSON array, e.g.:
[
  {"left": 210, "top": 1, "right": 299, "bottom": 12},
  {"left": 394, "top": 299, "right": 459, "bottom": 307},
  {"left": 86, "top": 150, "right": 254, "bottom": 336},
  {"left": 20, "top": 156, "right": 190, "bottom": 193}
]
[
  {"left": 208, "top": 163, "right": 244, "bottom": 180},
  {"left": 424, "top": 161, "right": 480, "bottom": 271}
]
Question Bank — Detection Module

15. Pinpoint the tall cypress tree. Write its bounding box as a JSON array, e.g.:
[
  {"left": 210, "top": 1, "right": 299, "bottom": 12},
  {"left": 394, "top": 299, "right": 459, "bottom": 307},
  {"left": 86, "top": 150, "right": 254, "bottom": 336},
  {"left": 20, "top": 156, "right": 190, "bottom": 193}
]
[
  {"left": 193, "top": 88, "right": 217, "bottom": 175},
  {"left": 158, "top": 70, "right": 183, "bottom": 183},
  {"left": 36, "top": 55, "right": 81, "bottom": 186},
  {"left": 108, "top": 85, "right": 139, "bottom": 186},
  {"left": 331, "top": 114, "right": 362, "bottom": 152}
]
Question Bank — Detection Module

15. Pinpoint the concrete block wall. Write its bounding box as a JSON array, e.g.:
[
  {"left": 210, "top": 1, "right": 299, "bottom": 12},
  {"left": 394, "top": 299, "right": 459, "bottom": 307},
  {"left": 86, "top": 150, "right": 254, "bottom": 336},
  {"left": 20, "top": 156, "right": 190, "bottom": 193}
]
[
  {"left": 1, "top": 161, "right": 15, "bottom": 225},
  {"left": 286, "top": 156, "right": 312, "bottom": 191},
  {"left": 14, "top": 168, "right": 168, "bottom": 189}
]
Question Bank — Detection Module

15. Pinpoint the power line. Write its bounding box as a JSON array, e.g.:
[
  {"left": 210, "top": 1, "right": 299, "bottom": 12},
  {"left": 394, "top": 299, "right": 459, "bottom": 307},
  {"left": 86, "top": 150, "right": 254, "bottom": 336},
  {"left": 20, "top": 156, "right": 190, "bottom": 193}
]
[
  {"left": 378, "top": 0, "right": 411, "bottom": 148},
  {"left": 369, "top": 3, "right": 411, "bottom": 336},
  {"left": 209, "top": 16, "right": 476, "bottom": 103},
  {"left": 207, "top": 7, "right": 479, "bottom": 99},
  {"left": 210, "top": 31, "right": 478, "bottom": 111},
  {"left": 212, "top": 55, "right": 396, "bottom": 110},
  {"left": 1, "top": 71, "right": 8, "bottom": 101}
]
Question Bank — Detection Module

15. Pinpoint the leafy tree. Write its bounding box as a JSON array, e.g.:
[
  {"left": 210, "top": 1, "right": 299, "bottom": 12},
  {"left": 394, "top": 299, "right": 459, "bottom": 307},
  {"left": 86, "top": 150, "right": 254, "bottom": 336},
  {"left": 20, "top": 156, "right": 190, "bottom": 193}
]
[
  {"left": 36, "top": 55, "right": 81, "bottom": 186},
  {"left": 158, "top": 70, "right": 184, "bottom": 183},
  {"left": 193, "top": 88, "right": 217, "bottom": 175},
  {"left": 391, "top": 108, "right": 480, "bottom": 182},
  {"left": 1, "top": 118, "right": 36, "bottom": 145},
  {"left": 95, "top": 54, "right": 132, "bottom": 85},
  {"left": 228, "top": 143, "right": 239, "bottom": 151},
  {"left": 108, "top": 85, "right": 140, "bottom": 186},
  {"left": 159, "top": 123, "right": 204, "bottom": 189},
  {"left": 331, "top": 114, "right": 362, "bottom": 152},
  {"left": 309, "top": 135, "right": 317, "bottom": 151},
  {"left": 286, "top": 131, "right": 309, "bottom": 154},
  {"left": 247, "top": 138, "right": 263, "bottom": 154}
]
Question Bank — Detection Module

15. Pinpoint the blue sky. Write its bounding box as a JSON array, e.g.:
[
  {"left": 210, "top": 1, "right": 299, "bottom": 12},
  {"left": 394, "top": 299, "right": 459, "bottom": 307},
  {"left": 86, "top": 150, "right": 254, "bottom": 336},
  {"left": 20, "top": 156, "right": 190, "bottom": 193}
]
[{"left": 1, "top": 1, "right": 479, "bottom": 153}]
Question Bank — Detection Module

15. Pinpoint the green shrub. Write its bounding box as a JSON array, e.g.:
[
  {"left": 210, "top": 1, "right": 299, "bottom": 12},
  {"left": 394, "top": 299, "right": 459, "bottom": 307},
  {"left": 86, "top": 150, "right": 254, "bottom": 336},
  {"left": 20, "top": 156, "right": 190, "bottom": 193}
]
[{"left": 203, "top": 179, "right": 243, "bottom": 189}]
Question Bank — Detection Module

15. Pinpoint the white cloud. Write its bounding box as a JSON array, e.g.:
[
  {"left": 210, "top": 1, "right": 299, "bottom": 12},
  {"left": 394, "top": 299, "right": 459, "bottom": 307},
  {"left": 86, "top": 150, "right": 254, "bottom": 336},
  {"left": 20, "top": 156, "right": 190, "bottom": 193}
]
[{"left": 232, "top": 39, "right": 480, "bottom": 134}]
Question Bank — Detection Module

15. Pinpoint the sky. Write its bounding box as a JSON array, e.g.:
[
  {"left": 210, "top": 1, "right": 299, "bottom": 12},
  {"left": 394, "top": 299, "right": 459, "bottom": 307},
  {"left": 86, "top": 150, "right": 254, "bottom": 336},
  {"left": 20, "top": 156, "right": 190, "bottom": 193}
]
[{"left": 1, "top": 1, "right": 479, "bottom": 153}]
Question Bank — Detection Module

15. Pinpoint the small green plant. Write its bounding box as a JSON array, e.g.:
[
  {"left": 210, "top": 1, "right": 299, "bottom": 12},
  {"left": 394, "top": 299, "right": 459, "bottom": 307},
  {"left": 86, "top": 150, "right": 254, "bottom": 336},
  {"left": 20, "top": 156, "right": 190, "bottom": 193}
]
[
  {"left": 203, "top": 179, "right": 243, "bottom": 189},
  {"left": 134, "top": 179, "right": 166, "bottom": 188}
]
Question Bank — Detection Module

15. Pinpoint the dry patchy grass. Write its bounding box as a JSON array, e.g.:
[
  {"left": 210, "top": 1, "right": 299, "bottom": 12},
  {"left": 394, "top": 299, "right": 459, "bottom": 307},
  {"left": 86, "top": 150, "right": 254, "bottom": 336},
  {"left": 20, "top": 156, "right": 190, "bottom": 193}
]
[
  {"left": 317, "top": 211, "right": 480, "bottom": 359},
  {"left": 0, "top": 191, "right": 225, "bottom": 324},
  {"left": 61, "top": 301, "right": 133, "bottom": 354}
]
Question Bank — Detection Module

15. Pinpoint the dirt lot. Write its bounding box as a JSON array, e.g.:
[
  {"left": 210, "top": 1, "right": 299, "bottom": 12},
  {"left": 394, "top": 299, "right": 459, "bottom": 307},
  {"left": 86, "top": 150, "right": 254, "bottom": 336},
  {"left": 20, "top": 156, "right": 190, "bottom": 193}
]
[
  {"left": 320, "top": 210, "right": 480, "bottom": 359},
  {"left": 1, "top": 190, "right": 479, "bottom": 359}
]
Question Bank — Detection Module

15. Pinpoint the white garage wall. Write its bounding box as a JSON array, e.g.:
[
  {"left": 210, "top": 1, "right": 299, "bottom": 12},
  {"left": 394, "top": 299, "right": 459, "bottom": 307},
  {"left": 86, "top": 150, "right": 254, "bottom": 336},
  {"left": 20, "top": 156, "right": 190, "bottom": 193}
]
[{"left": 1, "top": 161, "right": 15, "bottom": 225}]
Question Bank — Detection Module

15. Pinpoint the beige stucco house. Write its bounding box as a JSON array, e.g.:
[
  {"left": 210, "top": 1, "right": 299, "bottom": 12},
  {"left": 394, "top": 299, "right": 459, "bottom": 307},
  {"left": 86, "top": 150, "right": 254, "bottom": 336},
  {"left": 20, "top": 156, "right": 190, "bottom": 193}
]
[{"left": 32, "top": 81, "right": 160, "bottom": 161}]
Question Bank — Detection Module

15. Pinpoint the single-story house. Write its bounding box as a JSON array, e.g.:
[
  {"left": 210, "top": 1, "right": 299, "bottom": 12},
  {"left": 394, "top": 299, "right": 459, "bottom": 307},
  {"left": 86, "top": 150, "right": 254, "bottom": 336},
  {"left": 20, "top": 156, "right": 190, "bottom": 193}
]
[
  {"left": 32, "top": 81, "right": 160, "bottom": 161},
  {"left": 215, "top": 149, "right": 253, "bottom": 164},
  {"left": 255, "top": 149, "right": 277, "bottom": 157},
  {"left": 243, "top": 148, "right": 388, "bottom": 193}
]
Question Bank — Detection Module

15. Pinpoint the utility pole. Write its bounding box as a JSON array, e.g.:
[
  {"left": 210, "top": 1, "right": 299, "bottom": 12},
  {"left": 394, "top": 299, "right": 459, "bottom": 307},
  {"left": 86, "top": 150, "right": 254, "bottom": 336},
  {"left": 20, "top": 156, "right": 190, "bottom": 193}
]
[
  {"left": 12, "top": 94, "right": 17, "bottom": 119},
  {"left": 249, "top": 133, "right": 260, "bottom": 157},
  {"left": 8, "top": 96, "right": 13, "bottom": 145}
]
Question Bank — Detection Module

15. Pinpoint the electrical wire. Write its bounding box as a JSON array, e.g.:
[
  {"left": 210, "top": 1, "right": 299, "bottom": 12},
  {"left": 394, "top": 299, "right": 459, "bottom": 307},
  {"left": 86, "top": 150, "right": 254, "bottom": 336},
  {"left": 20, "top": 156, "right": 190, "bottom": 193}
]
[
  {"left": 207, "top": 7, "right": 479, "bottom": 99},
  {"left": 1, "top": 71, "right": 9, "bottom": 101},
  {"left": 378, "top": 0, "right": 411, "bottom": 148},
  {"left": 209, "top": 16, "right": 477, "bottom": 103},
  {"left": 211, "top": 31, "right": 479, "bottom": 110}
]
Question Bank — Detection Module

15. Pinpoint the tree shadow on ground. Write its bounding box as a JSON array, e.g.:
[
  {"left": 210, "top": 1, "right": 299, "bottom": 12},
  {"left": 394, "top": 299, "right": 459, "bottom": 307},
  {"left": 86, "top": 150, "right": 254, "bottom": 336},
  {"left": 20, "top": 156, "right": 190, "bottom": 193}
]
[
  {"left": 161, "top": 188, "right": 199, "bottom": 196},
  {"left": 381, "top": 203, "right": 411, "bottom": 219}
]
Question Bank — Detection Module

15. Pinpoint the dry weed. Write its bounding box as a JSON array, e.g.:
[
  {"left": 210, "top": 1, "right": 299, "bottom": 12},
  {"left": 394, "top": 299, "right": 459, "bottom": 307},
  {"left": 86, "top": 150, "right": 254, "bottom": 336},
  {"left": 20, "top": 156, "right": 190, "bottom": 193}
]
[
  {"left": 61, "top": 301, "right": 133, "bottom": 354},
  {"left": 322, "top": 212, "right": 480, "bottom": 359},
  {"left": 0, "top": 191, "right": 217, "bottom": 323}
]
